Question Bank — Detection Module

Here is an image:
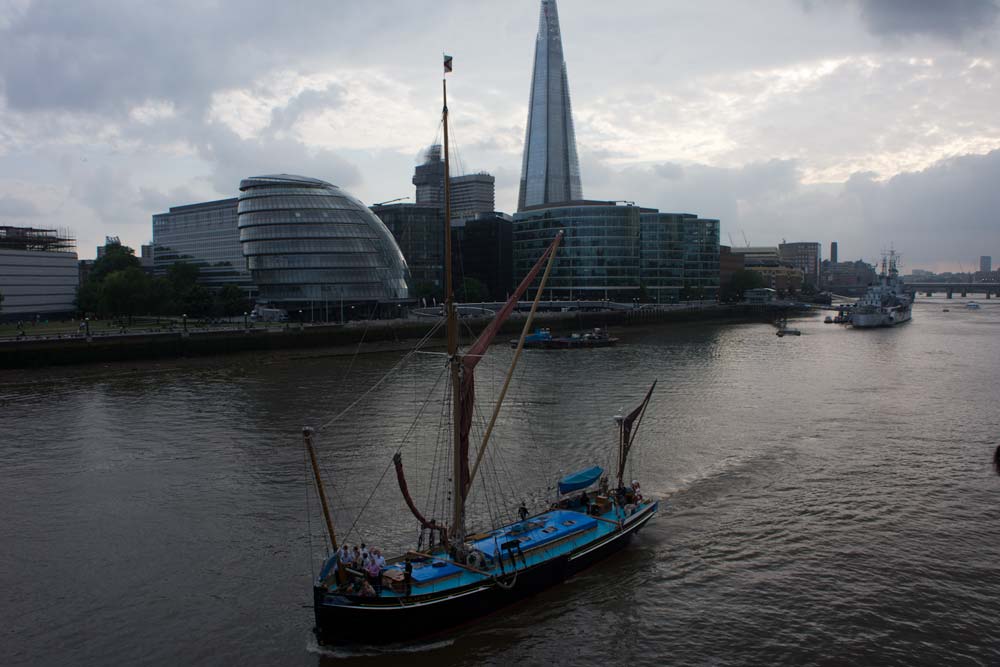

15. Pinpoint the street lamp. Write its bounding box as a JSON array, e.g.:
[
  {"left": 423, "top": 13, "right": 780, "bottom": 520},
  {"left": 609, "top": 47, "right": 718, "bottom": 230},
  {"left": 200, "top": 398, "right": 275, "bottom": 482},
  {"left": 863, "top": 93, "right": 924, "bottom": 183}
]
[
  {"left": 85, "top": 317, "right": 90, "bottom": 337},
  {"left": 182, "top": 314, "right": 187, "bottom": 332},
  {"left": 243, "top": 311, "right": 248, "bottom": 329}
]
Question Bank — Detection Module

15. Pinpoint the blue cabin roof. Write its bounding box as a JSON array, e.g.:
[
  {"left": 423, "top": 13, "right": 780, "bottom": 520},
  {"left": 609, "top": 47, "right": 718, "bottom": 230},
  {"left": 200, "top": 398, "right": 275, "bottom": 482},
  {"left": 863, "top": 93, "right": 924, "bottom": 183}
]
[
  {"left": 558, "top": 465, "right": 604, "bottom": 494},
  {"left": 469, "top": 510, "right": 598, "bottom": 559}
]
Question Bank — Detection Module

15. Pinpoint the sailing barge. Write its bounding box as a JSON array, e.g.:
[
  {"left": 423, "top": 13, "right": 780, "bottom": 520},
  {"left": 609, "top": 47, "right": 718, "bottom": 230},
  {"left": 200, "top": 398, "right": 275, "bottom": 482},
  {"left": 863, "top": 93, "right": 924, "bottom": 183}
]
[{"left": 304, "top": 56, "right": 658, "bottom": 646}]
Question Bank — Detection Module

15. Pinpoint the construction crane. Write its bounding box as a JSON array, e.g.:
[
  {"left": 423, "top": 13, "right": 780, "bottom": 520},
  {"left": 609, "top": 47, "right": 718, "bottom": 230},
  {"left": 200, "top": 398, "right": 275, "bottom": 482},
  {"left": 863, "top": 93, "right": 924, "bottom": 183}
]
[
  {"left": 741, "top": 230, "right": 750, "bottom": 247},
  {"left": 373, "top": 196, "right": 410, "bottom": 206}
]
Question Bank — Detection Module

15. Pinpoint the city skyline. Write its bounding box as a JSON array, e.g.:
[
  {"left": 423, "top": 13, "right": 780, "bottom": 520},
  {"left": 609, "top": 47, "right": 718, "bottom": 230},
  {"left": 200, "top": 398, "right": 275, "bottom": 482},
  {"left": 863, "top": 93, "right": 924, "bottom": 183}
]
[{"left": 1, "top": 1, "right": 1000, "bottom": 270}]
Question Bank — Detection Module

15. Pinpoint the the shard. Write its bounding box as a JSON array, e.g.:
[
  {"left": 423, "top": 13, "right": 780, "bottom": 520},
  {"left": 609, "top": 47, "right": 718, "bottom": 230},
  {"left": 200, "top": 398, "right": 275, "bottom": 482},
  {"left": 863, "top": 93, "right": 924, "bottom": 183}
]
[{"left": 517, "top": 0, "right": 583, "bottom": 211}]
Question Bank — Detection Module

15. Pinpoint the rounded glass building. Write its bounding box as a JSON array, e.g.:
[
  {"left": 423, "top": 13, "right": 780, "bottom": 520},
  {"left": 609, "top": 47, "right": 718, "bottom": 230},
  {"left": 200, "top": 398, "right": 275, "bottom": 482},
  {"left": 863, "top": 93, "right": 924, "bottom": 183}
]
[{"left": 238, "top": 174, "right": 409, "bottom": 312}]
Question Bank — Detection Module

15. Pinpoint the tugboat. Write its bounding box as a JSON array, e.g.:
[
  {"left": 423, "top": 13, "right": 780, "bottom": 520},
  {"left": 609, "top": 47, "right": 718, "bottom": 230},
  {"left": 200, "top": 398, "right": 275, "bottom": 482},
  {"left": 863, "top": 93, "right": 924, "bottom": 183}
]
[
  {"left": 514, "top": 327, "right": 619, "bottom": 349},
  {"left": 303, "top": 54, "right": 658, "bottom": 646},
  {"left": 851, "top": 250, "right": 912, "bottom": 328}
]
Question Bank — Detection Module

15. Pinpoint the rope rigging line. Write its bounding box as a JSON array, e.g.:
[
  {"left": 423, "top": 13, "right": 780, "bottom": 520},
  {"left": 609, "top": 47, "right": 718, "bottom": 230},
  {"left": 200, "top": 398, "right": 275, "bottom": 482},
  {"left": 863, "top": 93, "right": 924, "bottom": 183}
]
[
  {"left": 315, "top": 317, "right": 445, "bottom": 433},
  {"left": 341, "top": 359, "right": 450, "bottom": 545},
  {"left": 427, "top": 375, "right": 451, "bottom": 530},
  {"left": 510, "top": 353, "right": 553, "bottom": 508}
]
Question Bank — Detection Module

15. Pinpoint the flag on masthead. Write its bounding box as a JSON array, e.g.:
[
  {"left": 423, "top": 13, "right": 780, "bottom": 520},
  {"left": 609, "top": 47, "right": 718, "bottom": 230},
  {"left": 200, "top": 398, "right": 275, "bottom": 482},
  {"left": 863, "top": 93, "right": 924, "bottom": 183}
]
[{"left": 443, "top": 54, "right": 453, "bottom": 73}]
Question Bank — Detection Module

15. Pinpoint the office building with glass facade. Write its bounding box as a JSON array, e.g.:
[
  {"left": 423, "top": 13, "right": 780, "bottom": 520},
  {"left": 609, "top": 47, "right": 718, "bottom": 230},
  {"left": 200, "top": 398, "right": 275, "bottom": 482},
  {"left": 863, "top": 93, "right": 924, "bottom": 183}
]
[
  {"left": 371, "top": 203, "right": 444, "bottom": 299},
  {"left": 238, "top": 174, "right": 408, "bottom": 312},
  {"left": 681, "top": 216, "right": 721, "bottom": 300},
  {"left": 452, "top": 213, "right": 514, "bottom": 301},
  {"left": 152, "top": 198, "right": 255, "bottom": 292},
  {"left": 513, "top": 201, "right": 642, "bottom": 300},
  {"left": 513, "top": 202, "right": 719, "bottom": 302},
  {"left": 639, "top": 213, "right": 690, "bottom": 303},
  {"left": 640, "top": 213, "right": 720, "bottom": 302}
]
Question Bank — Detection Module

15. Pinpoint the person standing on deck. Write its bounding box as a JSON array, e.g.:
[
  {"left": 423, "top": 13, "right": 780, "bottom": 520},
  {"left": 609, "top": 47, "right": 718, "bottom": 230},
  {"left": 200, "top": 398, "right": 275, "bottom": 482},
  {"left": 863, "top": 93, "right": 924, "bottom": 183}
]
[{"left": 365, "top": 555, "right": 381, "bottom": 594}]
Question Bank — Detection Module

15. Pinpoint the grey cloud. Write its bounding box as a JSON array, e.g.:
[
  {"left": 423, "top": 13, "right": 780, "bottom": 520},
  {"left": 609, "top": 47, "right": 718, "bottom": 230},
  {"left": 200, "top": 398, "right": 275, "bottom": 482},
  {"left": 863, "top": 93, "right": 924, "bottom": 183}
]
[
  {"left": 858, "top": 0, "right": 999, "bottom": 41},
  {"left": 0, "top": 194, "right": 41, "bottom": 217},
  {"left": 266, "top": 85, "right": 347, "bottom": 135},
  {"left": 0, "top": 0, "right": 429, "bottom": 114},
  {"left": 195, "top": 121, "right": 362, "bottom": 195},
  {"left": 653, "top": 163, "right": 684, "bottom": 181},
  {"left": 138, "top": 185, "right": 201, "bottom": 213},
  {"left": 581, "top": 156, "right": 801, "bottom": 233}
]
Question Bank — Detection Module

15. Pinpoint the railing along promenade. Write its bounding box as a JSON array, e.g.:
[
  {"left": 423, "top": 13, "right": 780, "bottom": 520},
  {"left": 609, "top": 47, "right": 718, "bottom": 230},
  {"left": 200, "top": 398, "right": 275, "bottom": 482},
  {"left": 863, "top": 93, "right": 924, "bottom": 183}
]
[{"left": 0, "top": 301, "right": 808, "bottom": 369}]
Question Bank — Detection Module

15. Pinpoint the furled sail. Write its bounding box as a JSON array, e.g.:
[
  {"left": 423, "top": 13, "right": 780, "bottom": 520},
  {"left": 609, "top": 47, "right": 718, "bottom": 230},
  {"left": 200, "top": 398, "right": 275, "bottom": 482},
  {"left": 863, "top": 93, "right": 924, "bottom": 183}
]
[
  {"left": 393, "top": 453, "right": 448, "bottom": 543},
  {"left": 457, "top": 233, "right": 563, "bottom": 499},
  {"left": 617, "top": 380, "right": 657, "bottom": 485}
]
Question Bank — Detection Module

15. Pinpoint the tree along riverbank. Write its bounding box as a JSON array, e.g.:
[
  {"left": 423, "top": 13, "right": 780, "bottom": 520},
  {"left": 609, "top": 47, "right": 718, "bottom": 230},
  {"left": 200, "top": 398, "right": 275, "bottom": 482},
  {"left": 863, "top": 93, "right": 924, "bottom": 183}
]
[{"left": 0, "top": 303, "right": 805, "bottom": 369}]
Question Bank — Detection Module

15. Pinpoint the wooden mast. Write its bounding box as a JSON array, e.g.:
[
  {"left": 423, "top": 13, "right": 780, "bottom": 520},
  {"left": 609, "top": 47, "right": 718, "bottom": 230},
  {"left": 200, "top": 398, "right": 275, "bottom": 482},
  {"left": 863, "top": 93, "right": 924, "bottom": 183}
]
[
  {"left": 443, "top": 67, "right": 464, "bottom": 543},
  {"left": 303, "top": 425, "right": 344, "bottom": 583},
  {"left": 303, "top": 427, "right": 338, "bottom": 550}
]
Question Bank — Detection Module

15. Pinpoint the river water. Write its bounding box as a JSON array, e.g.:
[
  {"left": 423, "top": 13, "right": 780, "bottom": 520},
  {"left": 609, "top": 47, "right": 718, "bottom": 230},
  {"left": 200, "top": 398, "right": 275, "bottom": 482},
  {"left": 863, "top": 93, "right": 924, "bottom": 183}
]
[{"left": 3, "top": 297, "right": 999, "bottom": 666}]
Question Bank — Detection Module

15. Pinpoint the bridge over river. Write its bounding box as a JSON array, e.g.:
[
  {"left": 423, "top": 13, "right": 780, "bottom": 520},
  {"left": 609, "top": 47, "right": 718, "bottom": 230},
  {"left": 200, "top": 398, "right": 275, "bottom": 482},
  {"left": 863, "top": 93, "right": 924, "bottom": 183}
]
[{"left": 907, "top": 282, "right": 1000, "bottom": 298}]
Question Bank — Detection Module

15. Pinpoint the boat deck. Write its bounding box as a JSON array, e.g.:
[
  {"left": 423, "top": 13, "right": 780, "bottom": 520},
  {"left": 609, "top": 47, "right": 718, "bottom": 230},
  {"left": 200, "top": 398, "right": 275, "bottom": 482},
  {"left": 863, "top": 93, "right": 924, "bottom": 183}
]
[{"left": 321, "top": 502, "right": 650, "bottom": 599}]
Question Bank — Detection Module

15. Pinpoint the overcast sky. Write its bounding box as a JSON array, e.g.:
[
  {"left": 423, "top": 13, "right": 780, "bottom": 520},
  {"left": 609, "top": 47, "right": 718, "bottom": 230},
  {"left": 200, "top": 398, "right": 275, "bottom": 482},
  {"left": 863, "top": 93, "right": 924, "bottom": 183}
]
[{"left": 1, "top": 0, "right": 999, "bottom": 271}]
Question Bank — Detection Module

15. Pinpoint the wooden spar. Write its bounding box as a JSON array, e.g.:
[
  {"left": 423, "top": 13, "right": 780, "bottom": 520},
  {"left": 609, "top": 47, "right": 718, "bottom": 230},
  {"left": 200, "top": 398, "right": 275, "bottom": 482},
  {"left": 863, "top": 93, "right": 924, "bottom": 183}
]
[
  {"left": 443, "top": 74, "right": 465, "bottom": 542},
  {"left": 303, "top": 427, "right": 339, "bottom": 553},
  {"left": 465, "top": 231, "right": 563, "bottom": 497},
  {"left": 616, "top": 417, "right": 625, "bottom": 489}
]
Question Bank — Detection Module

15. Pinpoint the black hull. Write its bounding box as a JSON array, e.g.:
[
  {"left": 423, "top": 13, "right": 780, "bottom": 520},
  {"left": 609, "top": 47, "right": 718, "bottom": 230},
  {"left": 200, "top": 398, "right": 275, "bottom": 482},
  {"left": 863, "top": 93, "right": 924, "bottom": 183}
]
[{"left": 314, "top": 504, "right": 657, "bottom": 645}]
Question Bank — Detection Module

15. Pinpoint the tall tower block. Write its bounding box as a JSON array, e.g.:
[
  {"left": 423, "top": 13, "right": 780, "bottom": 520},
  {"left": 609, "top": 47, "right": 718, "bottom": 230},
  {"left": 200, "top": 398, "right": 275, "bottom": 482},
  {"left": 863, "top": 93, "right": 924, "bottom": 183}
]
[{"left": 517, "top": 0, "right": 583, "bottom": 211}]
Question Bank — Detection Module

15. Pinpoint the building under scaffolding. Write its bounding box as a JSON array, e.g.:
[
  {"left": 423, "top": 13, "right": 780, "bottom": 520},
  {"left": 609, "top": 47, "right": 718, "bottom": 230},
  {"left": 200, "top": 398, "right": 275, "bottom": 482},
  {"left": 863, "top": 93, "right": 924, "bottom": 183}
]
[
  {"left": 0, "top": 226, "right": 76, "bottom": 253},
  {"left": 0, "top": 226, "right": 79, "bottom": 319}
]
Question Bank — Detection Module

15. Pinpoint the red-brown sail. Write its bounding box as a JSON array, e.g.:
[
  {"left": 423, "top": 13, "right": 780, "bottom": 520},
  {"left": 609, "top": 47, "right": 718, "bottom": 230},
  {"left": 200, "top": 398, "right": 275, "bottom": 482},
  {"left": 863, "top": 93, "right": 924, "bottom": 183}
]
[
  {"left": 393, "top": 453, "right": 448, "bottom": 544},
  {"left": 456, "top": 233, "right": 562, "bottom": 499},
  {"left": 617, "top": 380, "right": 657, "bottom": 485}
]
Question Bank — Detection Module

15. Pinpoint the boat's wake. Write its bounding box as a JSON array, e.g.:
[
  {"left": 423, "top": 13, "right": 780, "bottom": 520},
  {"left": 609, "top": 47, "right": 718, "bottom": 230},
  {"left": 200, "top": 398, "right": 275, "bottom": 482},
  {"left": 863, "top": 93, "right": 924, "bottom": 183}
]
[{"left": 306, "top": 635, "right": 455, "bottom": 658}]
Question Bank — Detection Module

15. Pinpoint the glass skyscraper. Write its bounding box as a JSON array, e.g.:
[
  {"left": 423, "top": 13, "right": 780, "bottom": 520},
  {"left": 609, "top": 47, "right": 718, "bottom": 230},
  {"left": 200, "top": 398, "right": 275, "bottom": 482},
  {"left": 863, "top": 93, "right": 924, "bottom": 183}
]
[
  {"left": 517, "top": 0, "right": 583, "bottom": 211},
  {"left": 238, "top": 174, "right": 409, "bottom": 308}
]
